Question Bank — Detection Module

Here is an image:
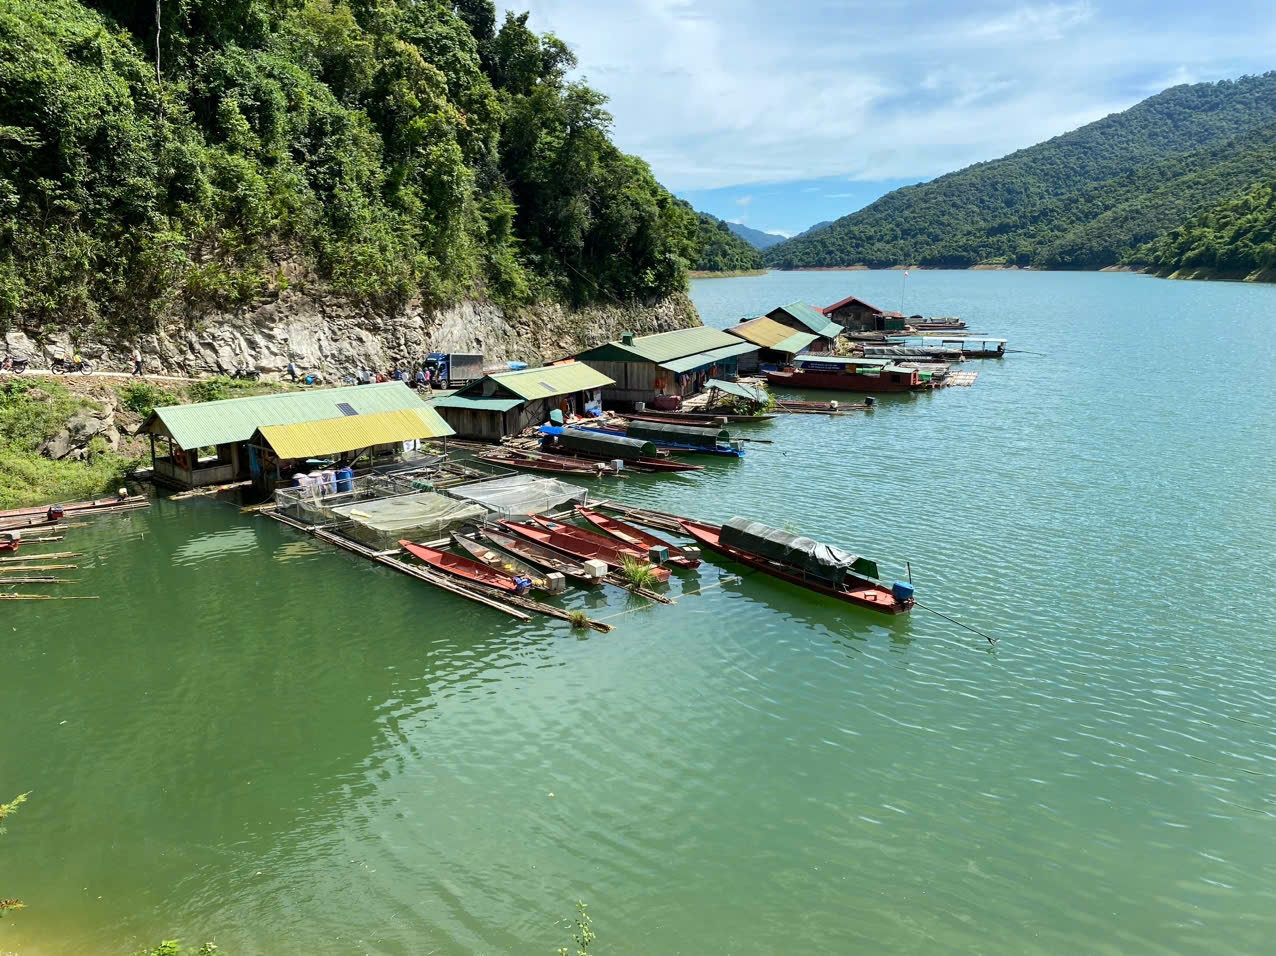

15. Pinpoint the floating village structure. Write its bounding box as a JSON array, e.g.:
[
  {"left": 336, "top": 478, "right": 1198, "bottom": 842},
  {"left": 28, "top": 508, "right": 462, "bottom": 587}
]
[
  {"left": 432, "top": 362, "right": 615, "bottom": 441},
  {"left": 724, "top": 316, "right": 818, "bottom": 373},
  {"left": 572, "top": 328, "right": 758, "bottom": 408},
  {"left": 763, "top": 302, "right": 844, "bottom": 352},
  {"left": 821, "top": 295, "right": 907, "bottom": 333},
  {"left": 139, "top": 382, "right": 440, "bottom": 490}
]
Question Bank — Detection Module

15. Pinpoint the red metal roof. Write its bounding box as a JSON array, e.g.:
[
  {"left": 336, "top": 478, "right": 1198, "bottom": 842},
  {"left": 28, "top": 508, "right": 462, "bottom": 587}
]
[{"left": 823, "top": 295, "right": 885, "bottom": 315}]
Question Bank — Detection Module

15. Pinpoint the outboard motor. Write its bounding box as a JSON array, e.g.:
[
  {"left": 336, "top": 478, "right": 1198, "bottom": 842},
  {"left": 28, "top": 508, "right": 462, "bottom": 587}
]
[
  {"left": 891, "top": 581, "right": 915, "bottom": 603},
  {"left": 865, "top": 396, "right": 876, "bottom": 408},
  {"left": 46, "top": 503, "right": 65, "bottom": 522}
]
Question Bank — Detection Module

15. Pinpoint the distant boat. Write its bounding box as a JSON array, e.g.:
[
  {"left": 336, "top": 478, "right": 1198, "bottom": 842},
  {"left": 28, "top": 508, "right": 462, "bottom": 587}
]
[
  {"left": 399, "top": 539, "right": 532, "bottom": 594},
  {"left": 574, "top": 506, "right": 700, "bottom": 569},
  {"left": 678, "top": 517, "right": 914, "bottom": 615}
]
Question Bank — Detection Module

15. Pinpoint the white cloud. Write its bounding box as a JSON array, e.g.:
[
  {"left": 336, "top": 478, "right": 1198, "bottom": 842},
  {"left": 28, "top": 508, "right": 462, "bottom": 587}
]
[
  {"left": 505, "top": 0, "right": 1276, "bottom": 191},
  {"left": 735, "top": 195, "right": 753, "bottom": 206}
]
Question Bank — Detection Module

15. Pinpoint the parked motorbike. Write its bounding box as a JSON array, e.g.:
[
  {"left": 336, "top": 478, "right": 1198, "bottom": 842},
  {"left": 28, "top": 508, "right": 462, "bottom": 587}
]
[
  {"left": 231, "top": 365, "right": 262, "bottom": 380},
  {"left": 50, "top": 349, "right": 93, "bottom": 375},
  {"left": 1, "top": 355, "right": 28, "bottom": 374}
]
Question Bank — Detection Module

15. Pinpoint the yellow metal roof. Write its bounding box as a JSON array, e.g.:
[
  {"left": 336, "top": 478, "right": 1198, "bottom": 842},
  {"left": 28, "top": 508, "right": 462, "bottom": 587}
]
[
  {"left": 255, "top": 407, "right": 455, "bottom": 459},
  {"left": 727, "top": 316, "right": 815, "bottom": 349}
]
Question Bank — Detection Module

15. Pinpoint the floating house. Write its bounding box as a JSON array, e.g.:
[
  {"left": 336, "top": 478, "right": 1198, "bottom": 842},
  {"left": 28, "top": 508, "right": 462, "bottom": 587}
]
[
  {"left": 140, "top": 382, "right": 435, "bottom": 490},
  {"left": 431, "top": 361, "right": 615, "bottom": 441},
  {"left": 573, "top": 328, "right": 758, "bottom": 407},
  {"left": 764, "top": 302, "right": 844, "bottom": 352},
  {"left": 821, "top": 295, "right": 907, "bottom": 333},
  {"left": 724, "top": 316, "right": 819, "bottom": 372}
]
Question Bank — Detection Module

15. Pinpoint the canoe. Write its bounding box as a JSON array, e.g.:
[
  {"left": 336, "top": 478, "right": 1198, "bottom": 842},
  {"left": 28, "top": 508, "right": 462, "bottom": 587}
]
[
  {"left": 451, "top": 532, "right": 552, "bottom": 590},
  {"left": 500, "top": 520, "right": 672, "bottom": 583},
  {"left": 623, "top": 411, "right": 776, "bottom": 424},
  {"left": 678, "top": 519, "right": 913, "bottom": 615},
  {"left": 477, "top": 449, "right": 619, "bottom": 476},
  {"left": 574, "top": 506, "right": 700, "bottom": 569},
  {"left": 476, "top": 527, "right": 601, "bottom": 584},
  {"left": 398, "top": 539, "right": 532, "bottom": 594}
]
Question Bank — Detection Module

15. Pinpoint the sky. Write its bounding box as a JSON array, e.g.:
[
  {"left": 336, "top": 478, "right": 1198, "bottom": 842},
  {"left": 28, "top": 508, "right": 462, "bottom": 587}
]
[{"left": 499, "top": 0, "right": 1276, "bottom": 236}]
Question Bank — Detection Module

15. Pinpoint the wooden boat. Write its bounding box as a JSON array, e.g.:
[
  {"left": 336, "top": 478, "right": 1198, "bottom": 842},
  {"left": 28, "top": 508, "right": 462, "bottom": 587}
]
[
  {"left": 623, "top": 410, "right": 776, "bottom": 424},
  {"left": 542, "top": 446, "right": 704, "bottom": 473},
  {"left": 0, "top": 494, "right": 149, "bottom": 520},
  {"left": 574, "top": 506, "right": 700, "bottom": 569},
  {"left": 477, "top": 449, "right": 620, "bottom": 476},
  {"left": 500, "top": 519, "right": 671, "bottom": 582},
  {"left": 678, "top": 518, "right": 914, "bottom": 615},
  {"left": 398, "top": 539, "right": 532, "bottom": 594},
  {"left": 766, "top": 358, "right": 932, "bottom": 393},
  {"left": 570, "top": 423, "right": 744, "bottom": 458},
  {"left": 0, "top": 530, "right": 20, "bottom": 553},
  {"left": 476, "top": 527, "right": 601, "bottom": 584},
  {"left": 451, "top": 532, "right": 552, "bottom": 590}
]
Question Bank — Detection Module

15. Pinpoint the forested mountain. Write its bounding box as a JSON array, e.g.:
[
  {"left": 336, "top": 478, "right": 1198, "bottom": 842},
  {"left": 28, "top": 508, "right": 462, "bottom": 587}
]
[
  {"left": 0, "top": 0, "right": 706, "bottom": 337},
  {"left": 692, "top": 212, "right": 764, "bottom": 271},
  {"left": 1130, "top": 180, "right": 1276, "bottom": 277},
  {"left": 765, "top": 74, "right": 1276, "bottom": 271},
  {"left": 726, "top": 222, "right": 786, "bottom": 249}
]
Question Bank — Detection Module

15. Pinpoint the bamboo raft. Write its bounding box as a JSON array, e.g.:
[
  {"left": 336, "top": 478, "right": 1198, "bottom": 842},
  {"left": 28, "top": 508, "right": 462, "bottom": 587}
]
[
  {"left": 265, "top": 510, "right": 614, "bottom": 632},
  {"left": 0, "top": 551, "right": 82, "bottom": 562},
  {"left": 0, "top": 564, "right": 78, "bottom": 573}
]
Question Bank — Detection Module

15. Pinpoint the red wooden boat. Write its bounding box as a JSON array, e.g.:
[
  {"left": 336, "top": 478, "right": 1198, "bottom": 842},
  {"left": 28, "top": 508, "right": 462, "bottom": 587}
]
[
  {"left": 540, "top": 445, "right": 704, "bottom": 473},
  {"left": 399, "top": 539, "right": 532, "bottom": 594},
  {"left": 477, "top": 449, "right": 621, "bottom": 477},
  {"left": 499, "top": 520, "right": 672, "bottom": 583},
  {"left": 574, "top": 506, "right": 700, "bottom": 569},
  {"left": 678, "top": 519, "right": 914, "bottom": 615},
  {"left": 477, "top": 527, "right": 602, "bottom": 584}
]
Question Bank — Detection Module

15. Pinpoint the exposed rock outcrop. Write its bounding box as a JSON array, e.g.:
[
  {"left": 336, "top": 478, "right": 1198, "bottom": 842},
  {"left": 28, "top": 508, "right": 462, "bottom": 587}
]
[{"left": 5, "top": 291, "right": 701, "bottom": 378}]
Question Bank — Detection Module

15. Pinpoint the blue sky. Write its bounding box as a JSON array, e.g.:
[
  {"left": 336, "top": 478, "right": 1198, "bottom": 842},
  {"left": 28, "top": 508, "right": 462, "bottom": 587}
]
[{"left": 502, "top": 0, "right": 1276, "bottom": 236}]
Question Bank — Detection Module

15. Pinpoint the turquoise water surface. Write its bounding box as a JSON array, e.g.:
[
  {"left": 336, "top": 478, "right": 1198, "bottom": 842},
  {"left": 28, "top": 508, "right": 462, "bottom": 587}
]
[{"left": 2, "top": 269, "right": 1275, "bottom": 954}]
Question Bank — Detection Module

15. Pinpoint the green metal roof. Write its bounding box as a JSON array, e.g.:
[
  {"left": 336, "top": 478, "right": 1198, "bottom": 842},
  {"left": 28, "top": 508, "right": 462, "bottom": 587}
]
[
  {"left": 580, "top": 326, "right": 745, "bottom": 364},
  {"left": 770, "top": 302, "right": 844, "bottom": 339},
  {"left": 772, "top": 329, "right": 820, "bottom": 354},
  {"left": 141, "top": 382, "right": 428, "bottom": 451},
  {"left": 431, "top": 395, "right": 523, "bottom": 412},
  {"left": 659, "top": 341, "right": 758, "bottom": 374},
  {"left": 484, "top": 362, "right": 613, "bottom": 400},
  {"left": 706, "top": 379, "right": 769, "bottom": 403}
]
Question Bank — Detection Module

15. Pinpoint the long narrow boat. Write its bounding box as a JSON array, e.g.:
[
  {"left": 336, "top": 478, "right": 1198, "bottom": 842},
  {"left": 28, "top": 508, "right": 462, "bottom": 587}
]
[
  {"left": 476, "top": 527, "right": 602, "bottom": 584},
  {"left": 0, "top": 494, "right": 150, "bottom": 520},
  {"left": 451, "top": 532, "right": 553, "bottom": 590},
  {"left": 570, "top": 424, "right": 744, "bottom": 458},
  {"left": 540, "top": 426, "right": 704, "bottom": 473},
  {"left": 500, "top": 519, "right": 672, "bottom": 583},
  {"left": 622, "top": 410, "right": 776, "bottom": 425},
  {"left": 574, "top": 506, "right": 700, "bottom": 569},
  {"left": 399, "top": 539, "right": 532, "bottom": 594},
  {"left": 541, "top": 446, "right": 705, "bottom": 473},
  {"left": 477, "top": 449, "right": 620, "bottom": 477},
  {"left": 766, "top": 357, "right": 933, "bottom": 393},
  {"left": 678, "top": 517, "right": 914, "bottom": 615}
]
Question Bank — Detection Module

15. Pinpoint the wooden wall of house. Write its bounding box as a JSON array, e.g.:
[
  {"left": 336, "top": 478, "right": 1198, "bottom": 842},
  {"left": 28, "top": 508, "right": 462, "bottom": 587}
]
[
  {"left": 584, "top": 360, "right": 661, "bottom": 404},
  {"left": 827, "top": 304, "right": 881, "bottom": 332},
  {"left": 436, "top": 406, "right": 507, "bottom": 441}
]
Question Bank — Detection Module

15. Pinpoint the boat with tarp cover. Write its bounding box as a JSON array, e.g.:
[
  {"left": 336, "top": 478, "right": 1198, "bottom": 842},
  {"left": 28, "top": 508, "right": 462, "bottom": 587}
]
[
  {"left": 571, "top": 420, "right": 744, "bottom": 458},
  {"left": 678, "top": 517, "right": 915, "bottom": 615},
  {"left": 539, "top": 426, "right": 704, "bottom": 473},
  {"left": 574, "top": 506, "right": 701, "bottom": 569}
]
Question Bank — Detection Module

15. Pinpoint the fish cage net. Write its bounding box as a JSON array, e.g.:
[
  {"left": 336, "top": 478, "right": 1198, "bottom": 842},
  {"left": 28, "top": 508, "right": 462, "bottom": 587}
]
[
  {"left": 274, "top": 472, "right": 442, "bottom": 525},
  {"left": 445, "top": 474, "right": 589, "bottom": 519},
  {"left": 330, "top": 492, "right": 488, "bottom": 550}
]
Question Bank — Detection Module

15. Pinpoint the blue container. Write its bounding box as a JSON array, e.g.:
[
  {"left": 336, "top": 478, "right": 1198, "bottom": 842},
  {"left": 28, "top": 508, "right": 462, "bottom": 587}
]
[
  {"left": 891, "top": 581, "right": 915, "bottom": 602},
  {"left": 335, "top": 467, "right": 354, "bottom": 492}
]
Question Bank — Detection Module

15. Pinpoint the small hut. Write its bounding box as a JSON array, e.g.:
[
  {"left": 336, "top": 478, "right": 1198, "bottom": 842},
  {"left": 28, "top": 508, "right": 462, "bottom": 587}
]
[{"left": 432, "top": 362, "right": 614, "bottom": 441}]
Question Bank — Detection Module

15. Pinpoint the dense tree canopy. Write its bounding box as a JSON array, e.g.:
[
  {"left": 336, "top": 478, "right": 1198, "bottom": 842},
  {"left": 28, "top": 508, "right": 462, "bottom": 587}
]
[
  {"left": 691, "top": 210, "right": 764, "bottom": 272},
  {"left": 1130, "top": 179, "right": 1276, "bottom": 277},
  {"left": 0, "top": 0, "right": 703, "bottom": 336},
  {"left": 765, "top": 74, "right": 1276, "bottom": 272}
]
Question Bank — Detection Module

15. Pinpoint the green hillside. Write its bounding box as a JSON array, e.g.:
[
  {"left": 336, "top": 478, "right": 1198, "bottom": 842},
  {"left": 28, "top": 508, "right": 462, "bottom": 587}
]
[
  {"left": 764, "top": 74, "right": 1276, "bottom": 271},
  {"left": 726, "top": 221, "right": 786, "bottom": 249},
  {"left": 692, "top": 211, "right": 764, "bottom": 271},
  {"left": 0, "top": 0, "right": 703, "bottom": 337},
  {"left": 1129, "top": 179, "right": 1276, "bottom": 278}
]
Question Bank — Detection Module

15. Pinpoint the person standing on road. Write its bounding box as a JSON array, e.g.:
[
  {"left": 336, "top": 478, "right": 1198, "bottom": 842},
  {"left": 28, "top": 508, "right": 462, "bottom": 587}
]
[{"left": 131, "top": 346, "right": 142, "bottom": 377}]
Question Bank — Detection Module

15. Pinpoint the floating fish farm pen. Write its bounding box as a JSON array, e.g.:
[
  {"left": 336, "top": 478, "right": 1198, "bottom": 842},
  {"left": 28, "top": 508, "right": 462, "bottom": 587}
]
[{"left": 444, "top": 474, "right": 590, "bottom": 520}]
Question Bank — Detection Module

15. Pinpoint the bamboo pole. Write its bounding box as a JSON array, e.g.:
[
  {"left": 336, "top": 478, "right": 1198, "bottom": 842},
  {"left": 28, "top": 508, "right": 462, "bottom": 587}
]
[
  {"left": 0, "top": 594, "right": 98, "bottom": 601},
  {"left": 0, "top": 565, "right": 78, "bottom": 573},
  {"left": 0, "top": 552, "right": 82, "bottom": 562}
]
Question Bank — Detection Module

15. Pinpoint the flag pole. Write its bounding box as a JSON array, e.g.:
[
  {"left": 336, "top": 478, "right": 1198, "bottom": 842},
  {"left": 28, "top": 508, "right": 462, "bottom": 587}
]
[{"left": 899, "top": 269, "right": 908, "bottom": 314}]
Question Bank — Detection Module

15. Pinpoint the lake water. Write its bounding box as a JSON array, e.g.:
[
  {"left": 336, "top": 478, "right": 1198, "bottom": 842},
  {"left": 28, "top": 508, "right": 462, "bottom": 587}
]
[{"left": 3, "top": 270, "right": 1276, "bottom": 954}]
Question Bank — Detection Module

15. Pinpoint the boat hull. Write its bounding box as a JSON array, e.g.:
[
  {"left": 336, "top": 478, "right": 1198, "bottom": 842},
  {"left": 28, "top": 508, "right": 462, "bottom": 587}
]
[
  {"left": 502, "top": 520, "right": 671, "bottom": 582},
  {"left": 399, "top": 540, "right": 530, "bottom": 594},
  {"left": 678, "top": 520, "right": 912, "bottom": 615},
  {"left": 574, "top": 507, "right": 700, "bottom": 569},
  {"left": 451, "top": 533, "right": 551, "bottom": 590},
  {"left": 765, "top": 370, "right": 924, "bottom": 393},
  {"left": 477, "top": 528, "right": 598, "bottom": 584}
]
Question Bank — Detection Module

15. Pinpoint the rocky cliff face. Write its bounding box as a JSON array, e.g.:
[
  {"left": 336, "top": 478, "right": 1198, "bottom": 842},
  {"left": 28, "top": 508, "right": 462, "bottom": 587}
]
[{"left": 3, "top": 291, "right": 701, "bottom": 378}]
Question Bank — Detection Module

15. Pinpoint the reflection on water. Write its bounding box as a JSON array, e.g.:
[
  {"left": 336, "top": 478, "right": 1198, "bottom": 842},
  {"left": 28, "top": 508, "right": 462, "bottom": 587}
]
[{"left": 2, "top": 271, "right": 1276, "bottom": 955}]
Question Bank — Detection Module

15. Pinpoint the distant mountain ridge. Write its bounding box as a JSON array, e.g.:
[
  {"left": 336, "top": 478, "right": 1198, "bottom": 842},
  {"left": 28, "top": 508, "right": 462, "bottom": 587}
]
[
  {"left": 764, "top": 73, "right": 1276, "bottom": 273},
  {"left": 726, "top": 222, "right": 787, "bottom": 249},
  {"left": 690, "top": 210, "right": 765, "bottom": 272}
]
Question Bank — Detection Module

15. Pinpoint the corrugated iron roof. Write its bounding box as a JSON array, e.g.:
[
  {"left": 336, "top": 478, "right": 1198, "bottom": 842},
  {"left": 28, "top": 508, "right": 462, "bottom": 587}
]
[
  {"left": 823, "top": 295, "right": 885, "bottom": 315},
  {"left": 769, "top": 302, "right": 844, "bottom": 339},
  {"left": 255, "top": 407, "right": 455, "bottom": 459},
  {"left": 141, "top": 382, "right": 427, "bottom": 451},
  {"left": 583, "top": 326, "right": 745, "bottom": 364},
  {"left": 431, "top": 395, "right": 523, "bottom": 412},
  {"left": 484, "top": 362, "right": 614, "bottom": 400},
  {"left": 659, "top": 340, "right": 758, "bottom": 373},
  {"left": 725, "top": 317, "right": 820, "bottom": 354},
  {"left": 705, "top": 379, "right": 769, "bottom": 403}
]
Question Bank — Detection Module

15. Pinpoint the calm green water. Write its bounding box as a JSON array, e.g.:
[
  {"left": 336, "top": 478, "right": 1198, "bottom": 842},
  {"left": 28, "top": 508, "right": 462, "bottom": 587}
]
[{"left": 4, "top": 271, "right": 1276, "bottom": 955}]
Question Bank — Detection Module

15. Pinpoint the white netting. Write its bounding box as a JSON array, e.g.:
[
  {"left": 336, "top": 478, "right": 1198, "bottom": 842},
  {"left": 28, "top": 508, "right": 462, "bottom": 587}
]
[
  {"left": 446, "top": 474, "right": 588, "bottom": 519},
  {"left": 331, "top": 492, "right": 487, "bottom": 549}
]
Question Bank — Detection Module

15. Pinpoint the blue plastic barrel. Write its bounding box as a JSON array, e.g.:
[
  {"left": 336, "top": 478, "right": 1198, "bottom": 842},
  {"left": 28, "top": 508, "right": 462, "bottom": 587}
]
[
  {"left": 335, "top": 466, "right": 354, "bottom": 492},
  {"left": 891, "top": 581, "right": 915, "bottom": 602}
]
